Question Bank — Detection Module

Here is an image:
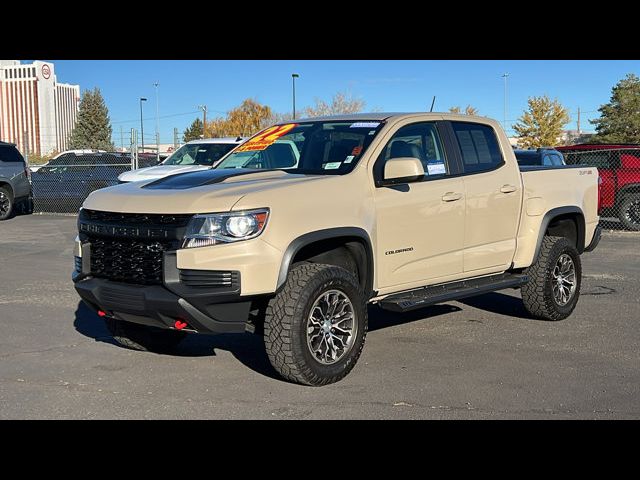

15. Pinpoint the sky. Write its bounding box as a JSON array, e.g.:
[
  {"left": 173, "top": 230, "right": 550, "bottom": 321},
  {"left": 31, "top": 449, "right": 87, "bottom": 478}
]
[{"left": 40, "top": 60, "right": 640, "bottom": 146}]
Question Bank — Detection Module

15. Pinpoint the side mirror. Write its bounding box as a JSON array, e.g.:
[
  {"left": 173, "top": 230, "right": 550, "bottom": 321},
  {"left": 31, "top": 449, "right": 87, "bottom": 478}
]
[{"left": 382, "top": 157, "right": 425, "bottom": 185}]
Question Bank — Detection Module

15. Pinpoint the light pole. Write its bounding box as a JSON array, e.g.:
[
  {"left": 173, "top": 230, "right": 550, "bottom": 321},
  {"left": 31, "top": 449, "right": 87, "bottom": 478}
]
[
  {"left": 292, "top": 73, "right": 299, "bottom": 119},
  {"left": 198, "top": 105, "right": 207, "bottom": 138},
  {"left": 154, "top": 82, "right": 160, "bottom": 162},
  {"left": 502, "top": 72, "right": 509, "bottom": 132},
  {"left": 139, "top": 97, "right": 147, "bottom": 154}
]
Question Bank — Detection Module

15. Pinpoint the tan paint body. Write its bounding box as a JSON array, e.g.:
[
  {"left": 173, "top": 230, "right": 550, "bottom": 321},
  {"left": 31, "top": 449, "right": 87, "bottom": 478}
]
[{"left": 78, "top": 113, "right": 599, "bottom": 299}]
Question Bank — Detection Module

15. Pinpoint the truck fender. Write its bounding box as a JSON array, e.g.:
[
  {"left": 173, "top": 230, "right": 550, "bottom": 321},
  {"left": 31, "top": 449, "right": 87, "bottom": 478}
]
[
  {"left": 277, "top": 227, "right": 374, "bottom": 295},
  {"left": 533, "top": 206, "right": 585, "bottom": 260}
]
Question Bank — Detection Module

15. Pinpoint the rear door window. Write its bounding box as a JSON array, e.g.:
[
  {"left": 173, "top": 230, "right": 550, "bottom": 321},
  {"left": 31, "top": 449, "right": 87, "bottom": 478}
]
[{"left": 451, "top": 122, "right": 504, "bottom": 174}]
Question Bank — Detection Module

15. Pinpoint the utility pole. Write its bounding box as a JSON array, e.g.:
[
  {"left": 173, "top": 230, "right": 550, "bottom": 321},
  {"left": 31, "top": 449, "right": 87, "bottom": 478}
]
[
  {"left": 120, "top": 125, "right": 124, "bottom": 151},
  {"left": 173, "top": 127, "right": 178, "bottom": 150},
  {"left": 502, "top": 73, "right": 510, "bottom": 132},
  {"left": 154, "top": 82, "right": 160, "bottom": 163},
  {"left": 198, "top": 105, "right": 207, "bottom": 138},
  {"left": 24, "top": 130, "right": 29, "bottom": 165},
  {"left": 292, "top": 73, "right": 299, "bottom": 119},
  {"left": 577, "top": 107, "right": 581, "bottom": 134},
  {"left": 139, "top": 97, "right": 147, "bottom": 154}
]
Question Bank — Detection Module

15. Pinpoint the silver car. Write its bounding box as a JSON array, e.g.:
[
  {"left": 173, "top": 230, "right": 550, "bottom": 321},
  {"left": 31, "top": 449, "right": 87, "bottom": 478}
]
[{"left": 0, "top": 141, "right": 32, "bottom": 220}]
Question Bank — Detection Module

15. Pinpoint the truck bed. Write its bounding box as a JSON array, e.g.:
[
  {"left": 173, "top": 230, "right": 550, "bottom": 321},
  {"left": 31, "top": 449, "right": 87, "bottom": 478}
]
[{"left": 511, "top": 164, "right": 600, "bottom": 269}]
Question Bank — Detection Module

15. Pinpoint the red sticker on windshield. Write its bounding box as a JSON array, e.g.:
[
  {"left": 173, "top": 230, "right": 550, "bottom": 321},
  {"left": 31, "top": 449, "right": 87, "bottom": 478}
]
[
  {"left": 352, "top": 145, "right": 363, "bottom": 155},
  {"left": 236, "top": 124, "right": 297, "bottom": 152}
]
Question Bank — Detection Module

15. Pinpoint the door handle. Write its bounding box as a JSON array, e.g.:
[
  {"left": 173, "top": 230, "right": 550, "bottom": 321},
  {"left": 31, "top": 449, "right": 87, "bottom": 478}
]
[
  {"left": 500, "top": 184, "right": 517, "bottom": 193},
  {"left": 441, "top": 192, "right": 463, "bottom": 202}
]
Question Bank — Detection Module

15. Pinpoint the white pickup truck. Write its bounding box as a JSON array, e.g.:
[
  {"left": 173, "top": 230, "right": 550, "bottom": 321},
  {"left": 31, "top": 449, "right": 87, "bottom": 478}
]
[{"left": 117, "top": 137, "right": 245, "bottom": 183}]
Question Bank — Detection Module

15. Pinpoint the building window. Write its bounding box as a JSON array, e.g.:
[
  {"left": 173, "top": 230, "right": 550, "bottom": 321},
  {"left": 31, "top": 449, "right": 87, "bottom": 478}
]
[{"left": 32, "top": 67, "right": 35, "bottom": 77}]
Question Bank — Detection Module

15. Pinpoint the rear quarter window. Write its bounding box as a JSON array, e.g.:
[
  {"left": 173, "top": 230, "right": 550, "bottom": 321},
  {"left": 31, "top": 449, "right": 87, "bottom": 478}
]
[
  {"left": 451, "top": 122, "right": 504, "bottom": 173},
  {"left": 0, "top": 146, "right": 25, "bottom": 163}
]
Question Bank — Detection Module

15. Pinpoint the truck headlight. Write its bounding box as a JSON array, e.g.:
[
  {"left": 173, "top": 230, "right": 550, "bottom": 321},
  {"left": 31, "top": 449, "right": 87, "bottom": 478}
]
[{"left": 183, "top": 208, "right": 269, "bottom": 248}]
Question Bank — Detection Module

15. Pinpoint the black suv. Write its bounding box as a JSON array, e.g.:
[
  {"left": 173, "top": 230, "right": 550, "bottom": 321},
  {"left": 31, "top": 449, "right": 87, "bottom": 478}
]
[
  {"left": 0, "top": 141, "right": 33, "bottom": 220},
  {"left": 514, "top": 148, "right": 566, "bottom": 167}
]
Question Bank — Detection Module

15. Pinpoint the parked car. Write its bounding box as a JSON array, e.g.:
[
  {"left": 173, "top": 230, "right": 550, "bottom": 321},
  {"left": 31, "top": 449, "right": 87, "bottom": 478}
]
[
  {"left": 514, "top": 148, "right": 565, "bottom": 167},
  {"left": 30, "top": 149, "right": 108, "bottom": 173},
  {"left": 557, "top": 144, "right": 640, "bottom": 230},
  {"left": 0, "top": 141, "right": 33, "bottom": 220},
  {"left": 117, "top": 137, "right": 245, "bottom": 183},
  {"left": 74, "top": 113, "right": 601, "bottom": 386},
  {"left": 31, "top": 152, "right": 159, "bottom": 213}
]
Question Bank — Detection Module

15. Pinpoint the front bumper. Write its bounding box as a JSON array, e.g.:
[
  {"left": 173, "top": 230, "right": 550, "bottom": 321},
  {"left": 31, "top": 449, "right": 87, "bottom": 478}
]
[
  {"left": 74, "top": 277, "right": 251, "bottom": 334},
  {"left": 584, "top": 224, "right": 602, "bottom": 252}
]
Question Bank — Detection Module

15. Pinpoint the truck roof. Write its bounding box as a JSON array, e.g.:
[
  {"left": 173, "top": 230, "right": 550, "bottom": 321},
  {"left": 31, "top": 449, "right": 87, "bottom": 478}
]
[
  {"left": 277, "top": 112, "right": 491, "bottom": 124},
  {"left": 187, "top": 137, "right": 246, "bottom": 144}
]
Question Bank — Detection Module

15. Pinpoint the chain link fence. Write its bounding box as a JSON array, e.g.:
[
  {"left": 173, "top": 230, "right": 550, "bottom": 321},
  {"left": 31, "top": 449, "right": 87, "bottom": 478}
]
[
  {"left": 31, "top": 152, "right": 161, "bottom": 214},
  {"left": 558, "top": 146, "right": 640, "bottom": 231}
]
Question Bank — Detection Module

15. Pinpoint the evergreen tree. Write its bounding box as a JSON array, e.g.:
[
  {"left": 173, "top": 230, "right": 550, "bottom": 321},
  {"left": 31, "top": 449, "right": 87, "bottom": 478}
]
[
  {"left": 68, "top": 88, "right": 114, "bottom": 150},
  {"left": 513, "top": 95, "right": 570, "bottom": 148},
  {"left": 590, "top": 73, "right": 640, "bottom": 143},
  {"left": 183, "top": 118, "right": 204, "bottom": 142}
]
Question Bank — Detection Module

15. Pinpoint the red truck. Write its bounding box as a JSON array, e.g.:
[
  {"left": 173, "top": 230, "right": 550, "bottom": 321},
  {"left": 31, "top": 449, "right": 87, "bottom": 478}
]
[{"left": 557, "top": 144, "right": 640, "bottom": 230}]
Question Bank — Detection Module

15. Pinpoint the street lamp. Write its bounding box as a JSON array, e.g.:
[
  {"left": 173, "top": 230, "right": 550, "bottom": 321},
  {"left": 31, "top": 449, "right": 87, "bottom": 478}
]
[
  {"left": 154, "top": 82, "right": 160, "bottom": 162},
  {"left": 502, "top": 73, "right": 509, "bottom": 132},
  {"left": 139, "top": 97, "right": 147, "bottom": 154},
  {"left": 292, "top": 73, "right": 299, "bottom": 120},
  {"left": 198, "top": 105, "right": 207, "bottom": 139}
]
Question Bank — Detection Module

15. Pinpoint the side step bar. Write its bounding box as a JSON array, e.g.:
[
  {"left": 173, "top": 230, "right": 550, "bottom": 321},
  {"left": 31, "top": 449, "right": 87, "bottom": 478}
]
[{"left": 378, "top": 272, "right": 529, "bottom": 313}]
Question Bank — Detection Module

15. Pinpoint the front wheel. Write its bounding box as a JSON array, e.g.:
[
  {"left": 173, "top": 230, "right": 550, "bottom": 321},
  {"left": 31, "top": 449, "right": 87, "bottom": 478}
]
[
  {"left": 521, "top": 236, "right": 582, "bottom": 321},
  {"left": 618, "top": 195, "right": 640, "bottom": 231},
  {"left": 0, "top": 186, "right": 13, "bottom": 221},
  {"left": 105, "top": 318, "right": 186, "bottom": 353},
  {"left": 264, "top": 263, "right": 368, "bottom": 386}
]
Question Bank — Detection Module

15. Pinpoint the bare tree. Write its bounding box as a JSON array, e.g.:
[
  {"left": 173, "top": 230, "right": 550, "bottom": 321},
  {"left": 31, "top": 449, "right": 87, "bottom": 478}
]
[{"left": 304, "top": 91, "right": 366, "bottom": 117}]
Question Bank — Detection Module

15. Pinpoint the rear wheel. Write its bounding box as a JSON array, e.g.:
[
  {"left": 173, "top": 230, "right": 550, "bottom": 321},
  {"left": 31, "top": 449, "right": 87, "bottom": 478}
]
[
  {"left": 521, "top": 236, "right": 581, "bottom": 321},
  {"left": 0, "top": 186, "right": 13, "bottom": 220},
  {"left": 105, "top": 318, "right": 186, "bottom": 353},
  {"left": 618, "top": 194, "right": 640, "bottom": 231}
]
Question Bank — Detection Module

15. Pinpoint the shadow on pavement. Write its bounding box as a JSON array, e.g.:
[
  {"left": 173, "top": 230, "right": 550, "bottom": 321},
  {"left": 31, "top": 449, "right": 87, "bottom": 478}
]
[
  {"left": 368, "top": 303, "right": 461, "bottom": 331},
  {"left": 457, "top": 291, "right": 539, "bottom": 320},
  {"left": 73, "top": 292, "right": 531, "bottom": 381},
  {"left": 73, "top": 301, "right": 280, "bottom": 380}
]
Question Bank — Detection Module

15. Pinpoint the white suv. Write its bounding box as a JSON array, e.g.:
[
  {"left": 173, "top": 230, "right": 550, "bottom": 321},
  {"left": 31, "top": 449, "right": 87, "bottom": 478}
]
[{"left": 117, "top": 137, "right": 245, "bottom": 183}]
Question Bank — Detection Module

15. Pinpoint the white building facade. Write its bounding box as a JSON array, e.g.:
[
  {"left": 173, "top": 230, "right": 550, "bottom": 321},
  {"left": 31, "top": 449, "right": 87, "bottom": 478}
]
[{"left": 0, "top": 60, "right": 80, "bottom": 156}]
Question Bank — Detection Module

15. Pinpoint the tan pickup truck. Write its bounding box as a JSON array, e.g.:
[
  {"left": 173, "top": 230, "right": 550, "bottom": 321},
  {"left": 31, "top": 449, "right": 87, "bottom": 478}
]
[{"left": 73, "top": 113, "right": 601, "bottom": 385}]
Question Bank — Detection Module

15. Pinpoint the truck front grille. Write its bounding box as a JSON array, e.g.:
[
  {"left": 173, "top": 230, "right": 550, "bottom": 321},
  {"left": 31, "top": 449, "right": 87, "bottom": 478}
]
[
  {"left": 89, "top": 237, "right": 173, "bottom": 285},
  {"left": 79, "top": 209, "right": 191, "bottom": 285}
]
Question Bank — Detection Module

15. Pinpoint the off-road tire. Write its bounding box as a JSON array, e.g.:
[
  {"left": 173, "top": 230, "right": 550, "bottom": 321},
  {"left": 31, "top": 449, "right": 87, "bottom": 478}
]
[
  {"left": 264, "top": 263, "right": 368, "bottom": 386},
  {"left": 0, "top": 186, "right": 14, "bottom": 221},
  {"left": 521, "top": 236, "right": 581, "bottom": 321},
  {"left": 105, "top": 318, "right": 186, "bottom": 353},
  {"left": 618, "top": 194, "right": 640, "bottom": 231}
]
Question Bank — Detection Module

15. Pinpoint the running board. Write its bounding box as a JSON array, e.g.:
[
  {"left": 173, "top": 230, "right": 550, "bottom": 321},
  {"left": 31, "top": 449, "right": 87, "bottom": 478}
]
[{"left": 378, "top": 272, "right": 529, "bottom": 313}]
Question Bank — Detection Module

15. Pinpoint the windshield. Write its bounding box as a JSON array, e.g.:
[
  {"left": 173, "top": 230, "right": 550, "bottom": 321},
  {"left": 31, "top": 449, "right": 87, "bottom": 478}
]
[
  {"left": 162, "top": 143, "right": 237, "bottom": 166},
  {"left": 214, "top": 121, "right": 385, "bottom": 175}
]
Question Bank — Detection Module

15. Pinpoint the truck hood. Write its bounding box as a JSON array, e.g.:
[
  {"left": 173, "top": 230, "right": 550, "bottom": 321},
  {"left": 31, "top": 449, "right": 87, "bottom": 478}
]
[
  {"left": 83, "top": 168, "right": 328, "bottom": 214},
  {"left": 118, "top": 164, "right": 209, "bottom": 182}
]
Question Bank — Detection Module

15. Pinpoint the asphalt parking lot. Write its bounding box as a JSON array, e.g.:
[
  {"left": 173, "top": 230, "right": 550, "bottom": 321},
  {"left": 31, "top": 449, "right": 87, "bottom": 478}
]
[{"left": 1, "top": 214, "right": 639, "bottom": 419}]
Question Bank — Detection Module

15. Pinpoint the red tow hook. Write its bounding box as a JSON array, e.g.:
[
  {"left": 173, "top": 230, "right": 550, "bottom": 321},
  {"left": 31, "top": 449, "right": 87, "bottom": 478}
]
[{"left": 174, "top": 320, "right": 188, "bottom": 330}]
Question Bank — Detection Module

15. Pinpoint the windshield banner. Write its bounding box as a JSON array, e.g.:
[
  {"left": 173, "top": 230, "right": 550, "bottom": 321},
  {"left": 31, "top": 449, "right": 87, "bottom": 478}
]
[{"left": 235, "top": 124, "right": 297, "bottom": 152}]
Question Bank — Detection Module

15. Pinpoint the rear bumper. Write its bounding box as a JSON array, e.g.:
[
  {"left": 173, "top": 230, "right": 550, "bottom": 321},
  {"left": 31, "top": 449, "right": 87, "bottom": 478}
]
[
  {"left": 74, "top": 276, "right": 252, "bottom": 334},
  {"left": 584, "top": 224, "right": 602, "bottom": 252}
]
